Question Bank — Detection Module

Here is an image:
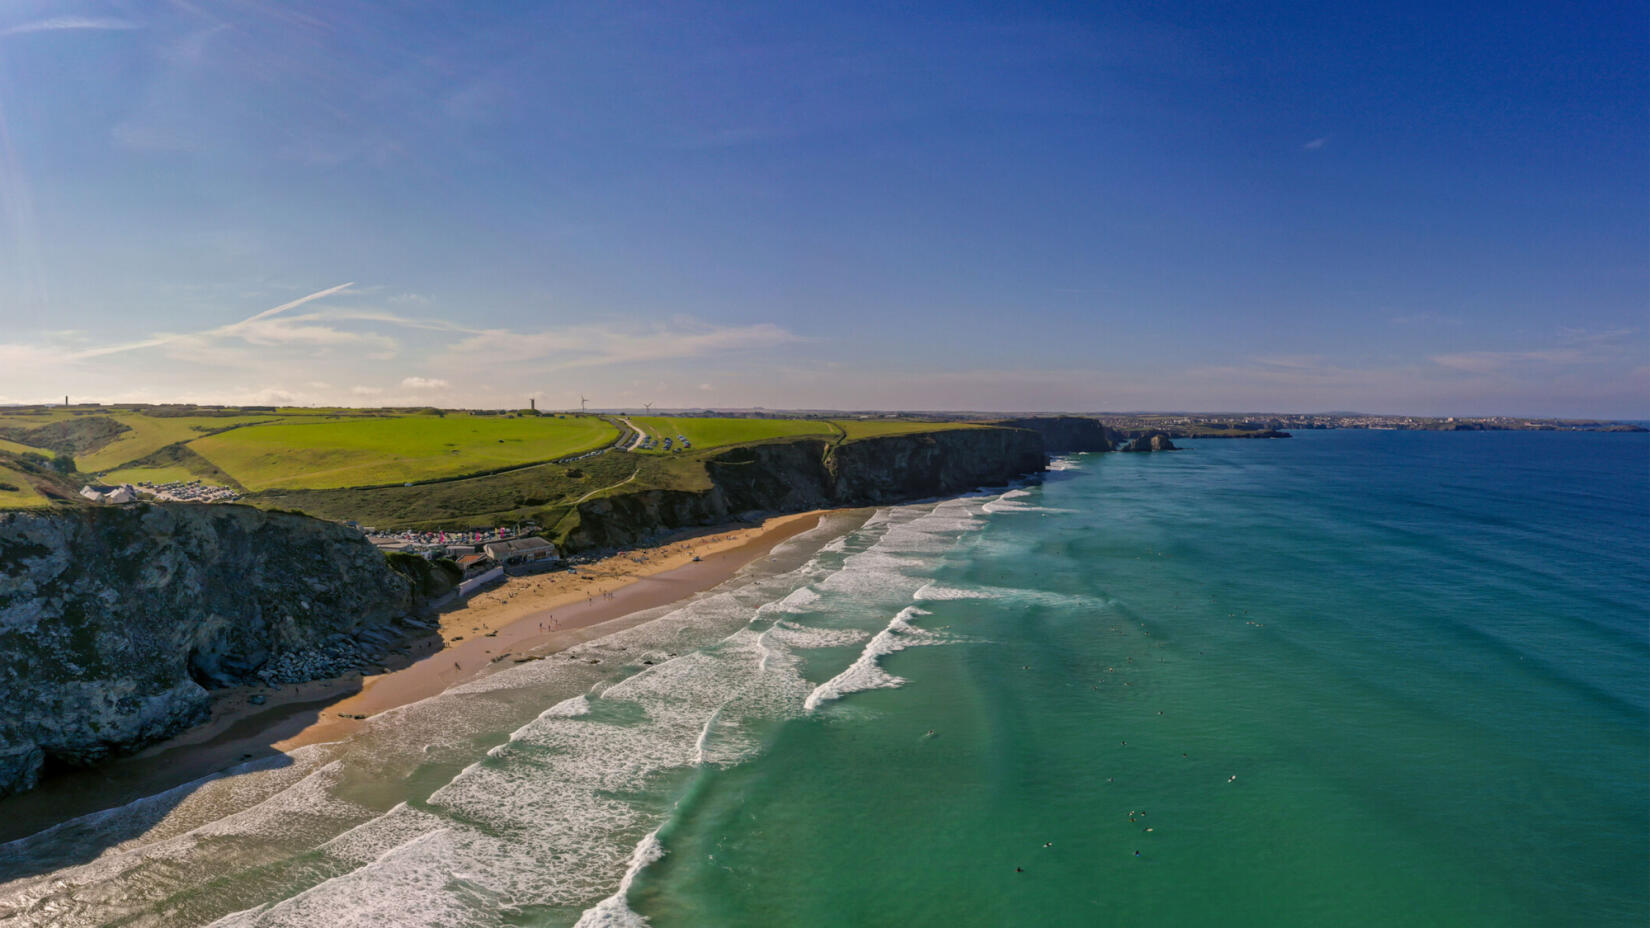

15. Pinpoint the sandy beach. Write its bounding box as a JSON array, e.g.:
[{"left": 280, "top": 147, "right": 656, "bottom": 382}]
[
  {"left": 270, "top": 509, "right": 830, "bottom": 749},
  {"left": 0, "top": 510, "right": 832, "bottom": 844}
]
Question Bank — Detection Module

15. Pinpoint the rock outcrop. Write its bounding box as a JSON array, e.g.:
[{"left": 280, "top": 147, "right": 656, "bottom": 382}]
[
  {"left": 1120, "top": 433, "right": 1178, "bottom": 452},
  {"left": 565, "top": 427, "right": 1046, "bottom": 550},
  {"left": 992, "top": 416, "right": 1114, "bottom": 453},
  {"left": 0, "top": 503, "right": 411, "bottom": 797}
]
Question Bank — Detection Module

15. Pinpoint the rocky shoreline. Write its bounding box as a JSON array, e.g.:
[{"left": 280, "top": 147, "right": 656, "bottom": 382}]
[{"left": 0, "top": 504, "right": 413, "bottom": 797}]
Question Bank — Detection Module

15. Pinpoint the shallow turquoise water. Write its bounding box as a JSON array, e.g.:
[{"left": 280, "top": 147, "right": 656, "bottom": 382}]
[
  {"left": 635, "top": 430, "right": 1648, "bottom": 927},
  {"left": 2, "top": 430, "right": 1644, "bottom": 927}
]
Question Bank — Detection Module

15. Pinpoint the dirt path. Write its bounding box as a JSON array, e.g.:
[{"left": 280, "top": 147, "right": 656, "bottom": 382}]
[{"left": 571, "top": 460, "right": 640, "bottom": 504}]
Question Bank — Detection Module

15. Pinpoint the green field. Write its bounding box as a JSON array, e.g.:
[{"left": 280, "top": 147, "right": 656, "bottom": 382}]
[
  {"left": 190, "top": 414, "right": 620, "bottom": 490},
  {"left": 0, "top": 464, "right": 49, "bottom": 508},
  {"left": 0, "top": 405, "right": 998, "bottom": 527},
  {"left": 0, "top": 409, "right": 276, "bottom": 471},
  {"left": 0, "top": 438, "right": 53, "bottom": 457},
  {"left": 629, "top": 416, "right": 836, "bottom": 452},
  {"left": 77, "top": 415, "right": 278, "bottom": 473},
  {"left": 99, "top": 464, "right": 206, "bottom": 486},
  {"left": 0, "top": 411, "right": 75, "bottom": 429},
  {"left": 831, "top": 419, "right": 981, "bottom": 439}
]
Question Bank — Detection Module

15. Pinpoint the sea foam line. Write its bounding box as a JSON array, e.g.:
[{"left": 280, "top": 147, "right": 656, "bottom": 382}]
[
  {"left": 573, "top": 828, "right": 665, "bottom": 928},
  {"left": 803, "top": 606, "right": 933, "bottom": 712}
]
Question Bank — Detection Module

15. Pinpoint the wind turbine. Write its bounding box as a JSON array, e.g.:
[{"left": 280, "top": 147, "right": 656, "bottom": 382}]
[
  {"left": 643, "top": 402, "right": 653, "bottom": 413},
  {"left": 579, "top": 393, "right": 589, "bottom": 412}
]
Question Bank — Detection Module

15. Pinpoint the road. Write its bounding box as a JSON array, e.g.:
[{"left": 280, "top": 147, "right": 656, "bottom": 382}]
[{"left": 617, "top": 416, "right": 649, "bottom": 452}]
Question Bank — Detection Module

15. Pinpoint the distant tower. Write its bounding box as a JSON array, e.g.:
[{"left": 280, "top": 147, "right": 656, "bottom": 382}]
[
  {"left": 530, "top": 398, "right": 536, "bottom": 412},
  {"left": 64, "top": 395, "right": 69, "bottom": 407}
]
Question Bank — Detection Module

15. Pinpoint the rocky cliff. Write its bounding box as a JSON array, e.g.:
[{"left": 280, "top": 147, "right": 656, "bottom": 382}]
[
  {"left": 993, "top": 416, "right": 1114, "bottom": 453},
  {"left": 565, "top": 427, "right": 1045, "bottom": 550},
  {"left": 1120, "top": 433, "right": 1179, "bottom": 452},
  {"left": 0, "top": 503, "right": 411, "bottom": 797}
]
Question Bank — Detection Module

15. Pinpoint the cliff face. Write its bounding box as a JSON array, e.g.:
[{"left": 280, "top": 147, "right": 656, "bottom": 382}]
[
  {"left": 994, "top": 416, "right": 1114, "bottom": 453},
  {"left": 827, "top": 428, "right": 1047, "bottom": 502},
  {"left": 565, "top": 428, "right": 1045, "bottom": 550},
  {"left": 0, "top": 503, "right": 410, "bottom": 797},
  {"left": 1120, "top": 433, "right": 1179, "bottom": 452}
]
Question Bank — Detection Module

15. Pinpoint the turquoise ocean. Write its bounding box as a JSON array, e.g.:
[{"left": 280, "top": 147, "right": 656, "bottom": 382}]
[{"left": 1, "top": 430, "right": 1645, "bottom": 927}]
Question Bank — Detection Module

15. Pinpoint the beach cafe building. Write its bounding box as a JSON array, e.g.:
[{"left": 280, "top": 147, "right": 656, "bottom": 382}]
[{"left": 482, "top": 537, "right": 558, "bottom": 566}]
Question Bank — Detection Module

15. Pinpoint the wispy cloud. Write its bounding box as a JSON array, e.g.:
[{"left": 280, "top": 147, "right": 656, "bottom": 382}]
[
  {"left": 0, "top": 16, "right": 139, "bottom": 37},
  {"left": 444, "top": 320, "right": 800, "bottom": 369},
  {"left": 1389, "top": 312, "right": 1461, "bottom": 326},
  {"left": 1, "top": 280, "right": 808, "bottom": 408},
  {"left": 70, "top": 282, "right": 356, "bottom": 359},
  {"left": 1303, "top": 137, "right": 1328, "bottom": 150},
  {"left": 1429, "top": 348, "right": 1583, "bottom": 374},
  {"left": 1429, "top": 327, "right": 1640, "bottom": 375},
  {"left": 111, "top": 123, "right": 198, "bottom": 153}
]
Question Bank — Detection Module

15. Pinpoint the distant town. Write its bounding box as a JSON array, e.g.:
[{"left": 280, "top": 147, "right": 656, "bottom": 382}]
[{"left": 1081, "top": 412, "right": 1648, "bottom": 434}]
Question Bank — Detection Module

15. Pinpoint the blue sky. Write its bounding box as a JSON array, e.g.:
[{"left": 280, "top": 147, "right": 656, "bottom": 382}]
[{"left": 0, "top": 1, "right": 1644, "bottom": 416}]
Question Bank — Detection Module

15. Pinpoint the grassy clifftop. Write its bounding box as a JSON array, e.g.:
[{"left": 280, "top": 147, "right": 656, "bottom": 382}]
[
  {"left": 0, "top": 406, "right": 1014, "bottom": 542},
  {"left": 190, "top": 414, "right": 619, "bottom": 490}
]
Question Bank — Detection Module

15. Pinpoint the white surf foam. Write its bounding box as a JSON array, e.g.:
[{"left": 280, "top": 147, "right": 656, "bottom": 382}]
[
  {"left": 765, "top": 620, "right": 869, "bottom": 649},
  {"left": 541, "top": 693, "right": 593, "bottom": 718},
  {"left": 573, "top": 828, "right": 665, "bottom": 928},
  {"left": 982, "top": 487, "right": 1071, "bottom": 514},
  {"left": 914, "top": 581, "right": 994, "bottom": 601},
  {"left": 803, "top": 606, "right": 938, "bottom": 712}
]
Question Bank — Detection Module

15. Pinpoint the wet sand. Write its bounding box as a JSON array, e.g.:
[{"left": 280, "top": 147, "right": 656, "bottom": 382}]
[
  {"left": 0, "top": 511, "right": 829, "bottom": 844},
  {"left": 273, "top": 509, "right": 828, "bottom": 749}
]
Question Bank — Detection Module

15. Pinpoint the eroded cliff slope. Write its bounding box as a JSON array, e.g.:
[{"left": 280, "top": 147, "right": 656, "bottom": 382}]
[
  {"left": 0, "top": 503, "right": 410, "bottom": 797},
  {"left": 992, "top": 416, "right": 1115, "bottom": 453},
  {"left": 565, "top": 427, "right": 1045, "bottom": 550}
]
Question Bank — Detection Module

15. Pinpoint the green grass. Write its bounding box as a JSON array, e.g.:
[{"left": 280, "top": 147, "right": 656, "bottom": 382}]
[
  {"left": 100, "top": 464, "right": 204, "bottom": 485},
  {"left": 0, "top": 437, "right": 52, "bottom": 457},
  {"left": 250, "top": 450, "right": 642, "bottom": 529},
  {"left": 0, "top": 410, "right": 76, "bottom": 430},
  {"left": 830, "top": 419, "right": 981, "bottom": 439},
  {"left": 190, "top": 413, "right": 620, "bottom": 490},
  {"left": 0, "top": 464, "right": 50, "bottom": 508},
  {"left": 77, "top": 414, "right": 278, "bottom": 473},
  {"left": 629, "top": 416, "right": 836, "bottom": 452}
]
